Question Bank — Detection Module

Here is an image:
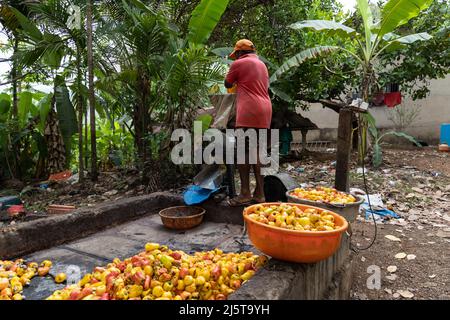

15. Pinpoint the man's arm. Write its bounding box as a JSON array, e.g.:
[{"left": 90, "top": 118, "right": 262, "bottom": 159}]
[{"left": 225, "top": 61, "right": 238, "bottom": 88}]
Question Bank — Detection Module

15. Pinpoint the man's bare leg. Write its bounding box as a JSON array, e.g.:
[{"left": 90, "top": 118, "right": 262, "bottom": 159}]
[
  {"left": 228, "top": 163, "right": 253, "bottom": 206},
  {"left": 252, "top": 163, "right": 265, "bottom": 202},
  {"left": 237, "top": 163, "right": 252, "bottom": 199}
]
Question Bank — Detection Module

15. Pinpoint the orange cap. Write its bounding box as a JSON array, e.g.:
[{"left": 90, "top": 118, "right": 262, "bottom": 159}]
[{"left": 229, "top": 39, "right": 256, "bottom": 60}]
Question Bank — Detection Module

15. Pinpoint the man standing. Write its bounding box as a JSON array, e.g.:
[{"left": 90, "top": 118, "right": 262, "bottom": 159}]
[{"left": 225, "top": 39, "right": 272, "bottom": 206}]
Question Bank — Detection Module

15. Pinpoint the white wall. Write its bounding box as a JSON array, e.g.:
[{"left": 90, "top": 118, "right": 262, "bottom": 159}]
[{"left": 297, "top": 75, "right": 450, "bottom": 144}]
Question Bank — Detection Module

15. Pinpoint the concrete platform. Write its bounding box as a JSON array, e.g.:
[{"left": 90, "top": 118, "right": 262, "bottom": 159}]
[
  {"left": 21, "top": 211, "right": 353, "bottom": 300},
  {"left": 21, "top": 216, "right": 256, "bottom": 300},
  {"left": 4, "top": 192, "right": 354, "bottom": 300}
]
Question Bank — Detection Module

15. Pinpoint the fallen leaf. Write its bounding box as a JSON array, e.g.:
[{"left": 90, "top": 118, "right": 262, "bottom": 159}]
[
  {"left": 397, "top": 290, "right": 414, "bottom": 299},
  {"left": 407, "top": 254, "right": 416, "bottom": 260},
  {"left": 429, "top": 274, "right": 436, "bottom": 279},
  {"left": 395, "top": 252, "right": 407, "bottom": 259},
  {"left": 387, "top": 266, "right": 398, "bottom": 273},
  {"left": 385, "top": 235, "right": 402, "bottom": 242},
  {"left": 393, "top": 293, "right": 400, "bottom": 298},
  {"left": 386, "top": 274, "right": 398, "bottom": 281},
  {"left": 436, "top": 230, "right": 450, "bottom": 238},
  {"left": 423, "top": 282, "right": 438, "bottom": 288},
  {"left": 384, "top": 289, "right": 392, "bottom": 294}
]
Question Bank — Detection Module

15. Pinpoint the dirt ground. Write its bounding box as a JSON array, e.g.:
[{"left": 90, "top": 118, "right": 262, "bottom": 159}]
[
  {"left": 1, "top": 146, "right": 449, "bottom": 300},
  {"left": 349, "top": 147, "right": 450, "bottom": 300},
  {"left": 278, "top": 146, "right": 450, "bottom": 300}
]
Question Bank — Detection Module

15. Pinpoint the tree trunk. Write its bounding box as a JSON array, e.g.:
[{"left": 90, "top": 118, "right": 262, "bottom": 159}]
[
  {"left": 358, "top": 65, "right": 374, "bottom": 164},
  {"left": 44, "top": 91, "right": 67, "bottom": 174},
  {"left": 134, "top": 66, "right": 150, "bottom": 169},
  {"left": 76, "top": 45, "right": 84, "bottom": 182},
  {"left": 11, "top": 36, "right": 21, "bottom": 179},
  {"left": 84, "top": 71, "right": 88, "bottom": 171},
  {"left": 335, "top": 109, "right": 353, "bottom": 192},
  {"left": 87, "top": 0, "right": 98, "bottom": 181}
]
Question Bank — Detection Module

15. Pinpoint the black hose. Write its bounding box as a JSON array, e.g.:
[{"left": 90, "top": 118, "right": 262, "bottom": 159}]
[{"left": 351, "top": 112, "right": 378, "bottom": 252}]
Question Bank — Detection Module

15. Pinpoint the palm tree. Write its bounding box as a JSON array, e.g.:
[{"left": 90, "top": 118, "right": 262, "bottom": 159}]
[
  {"left": 98, "top": 0, "right": 229, "bottom": 164},
  {"left": 0, "top": 0, "right": 31, "bottom": 178},
  {"left": 7, "top": 1, "right": 85, "bottom": 175},
  {"left": 271, "top": 0, "right": 434, "bottom": 162},
  {"left": 87, "top": 0, "right": 97, "bottom": 181}
]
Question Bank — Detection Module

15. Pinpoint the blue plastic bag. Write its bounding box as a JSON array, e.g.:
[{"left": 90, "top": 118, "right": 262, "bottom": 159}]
[
  {"left": 183, "top": 185, "right": 219, "bottom": 205},
  {"left": 362, "top": 202, "right": 400, "bottom": 220}
]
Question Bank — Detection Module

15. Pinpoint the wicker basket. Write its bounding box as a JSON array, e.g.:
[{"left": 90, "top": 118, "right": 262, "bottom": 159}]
[{"left": 159, "top": 206, "right": 205, "bottom": 230}]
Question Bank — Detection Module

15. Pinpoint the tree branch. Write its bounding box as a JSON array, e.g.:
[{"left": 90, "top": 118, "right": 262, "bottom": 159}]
[{"left": 0, "top": 72, "right": 33, "bottom": 86}]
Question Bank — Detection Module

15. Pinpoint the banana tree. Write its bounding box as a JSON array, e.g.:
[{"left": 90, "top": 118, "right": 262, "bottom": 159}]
[
  {"left": 9, "top": 4, "right": 80, "bottom": 174},
  {"left": 368, "top": 123, "right": 421, "bottom": 168},
  {"left": 29, "top": 0, "right": 89, "bottom": 180},
  {"left": 271, "top": 0, "right": 434, "bottom": 162}
]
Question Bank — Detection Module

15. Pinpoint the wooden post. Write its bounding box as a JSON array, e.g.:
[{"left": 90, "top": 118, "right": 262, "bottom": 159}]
[
  {"left": 335, "top": 108, "right": 353, "bottom": 192},
  {"left": 301, "top": 129, "right": 308, "bottom": 152}
]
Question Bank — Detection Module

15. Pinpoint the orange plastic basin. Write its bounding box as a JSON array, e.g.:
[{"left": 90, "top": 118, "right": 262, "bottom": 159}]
[{"left": 243, "top": 203, "right": 349, "bottom": 264}]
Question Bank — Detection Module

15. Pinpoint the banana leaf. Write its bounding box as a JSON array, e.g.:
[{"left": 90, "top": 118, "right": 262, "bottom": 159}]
[
  {"left": 211, "top": 47, "right": 233, "bottom": 58},
  {"left": 187, "top": 0, "right": 230, "bottom": 45},
  {"left": 10, "top": 7, "right": 43, "bottom": 42},
  {"left": 270, "top": 46, "right": 339, "bottom": 83},
  {"left": 389, "top": 32, "right": 432, "bottom": 44},
  {"left": 356, "top": 0, "right": 373, "bottom": 56},
  {"left": 372, "top": 143, "right": 383, "bottom": 168},
  {"left": 196, "top": 114, "right": 213, "bottom": 132},
  {"left": 18, "top": 91, "right": 32, "bottom": 129},
  {"left": 270, "top": 87, "right": 293, "bottom": 103},
  {"left": 38, "top": 94, "right": 52, "bottom": 134},
  {"left": 384, "top": 32, "right": 432, "bottom": 52},
  {"left": 290, "top": 20, "right": 357, "bottom": 38},
  {"left": 55, "top": 82, "right": 78, "bottom": 158},
  {"left": 376, "top": 0, "right": 433, "bottom": 37},
  {"left": 379, "top": 131, "right": 421, "bottom": 146},
  {"left": 32, "top": 131, "right": 48, "bottom": 157},
  {"left": 0, "top": 94, "right": 11, "bottom": 115}
]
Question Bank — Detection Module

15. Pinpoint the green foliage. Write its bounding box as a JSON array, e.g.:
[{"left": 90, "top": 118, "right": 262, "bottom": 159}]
[
  {"left": 290, "top": 20, "right": 357, "bottom": 38},
  {"left": 377, "top": 0, "right": 434, "bottom": 36},
  {"left": 96, "top": 120, "right": 135, "bottom": 169},
  {"left": 369, "top": 121, "right": 421, "bottom": 168},
  {"left": 378, "top": 0, "right": 449, "bottom": 100},
  {"left": 1, "top": 0, "right": 447, "bottom": 181},
  {"left": 196, "top": 114, "right": 213, "bottom": 132},
  {"left": 0, "top": 94, "right": 11, "bottom": 117},
  {"left": 37, "top": 94, "right": 52, "bottom": 133},
  {"left": 18, "top": 91, "right": 32, "bottom": 128},
  {"left": 9, "top": 6, "right": 43, "bottom": 41},
  {"left": 187, "top": 0, "right": 230, "bottom": 45},
  {"left": 270, "top": 46, "right": 339, "bottom": 83},
  {"left": 55, "top": 80, "right": 78, "bottom": 159}
]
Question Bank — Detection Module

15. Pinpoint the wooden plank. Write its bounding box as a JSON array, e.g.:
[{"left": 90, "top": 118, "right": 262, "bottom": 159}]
[{"left": 335, "top": 108, "right": 353, "bottom": 192}]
